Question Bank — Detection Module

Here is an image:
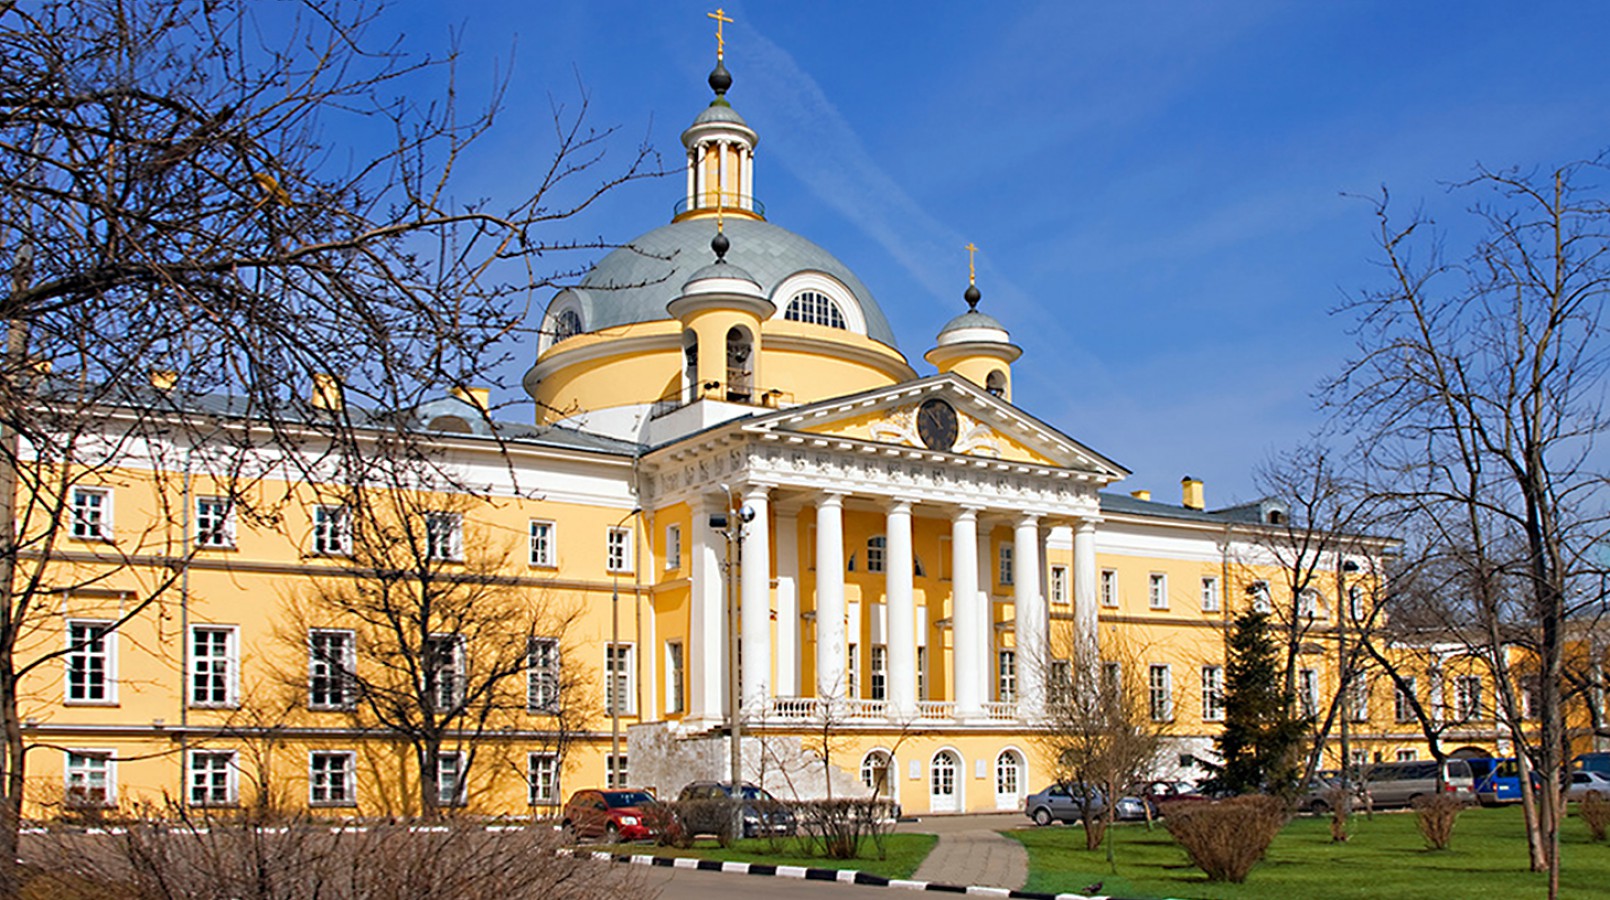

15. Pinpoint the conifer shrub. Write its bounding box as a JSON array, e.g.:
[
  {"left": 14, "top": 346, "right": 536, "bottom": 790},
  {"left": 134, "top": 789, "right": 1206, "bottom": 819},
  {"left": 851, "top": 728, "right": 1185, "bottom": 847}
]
[{"left": 1162, "top": 794, "right": 1288, "bottom": 883}]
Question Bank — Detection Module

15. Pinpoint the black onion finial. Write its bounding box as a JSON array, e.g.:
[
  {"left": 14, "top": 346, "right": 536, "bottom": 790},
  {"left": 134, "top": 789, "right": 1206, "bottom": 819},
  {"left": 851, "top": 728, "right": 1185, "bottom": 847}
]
[
  {"left": 712, "top": 230, "right": 730, "bottom": 261},
  {"left": 709, "top": 59, "right": 732, "bottom": 97},
  {"left": 964, "top": 283, "right": 981, "bottom": 311}
]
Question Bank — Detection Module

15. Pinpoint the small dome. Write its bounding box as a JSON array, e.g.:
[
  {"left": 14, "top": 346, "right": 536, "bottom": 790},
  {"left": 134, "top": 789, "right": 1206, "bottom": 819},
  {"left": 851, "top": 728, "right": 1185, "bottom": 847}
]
[
  {"left": 682, "top": 258, "right": 761, "bottom": 292},
  {"left": 935, "top": 308, "right": 1011, "bottom": 347},
  {"left": 691, "top": 103, "right": 749, "bottom": 128}
]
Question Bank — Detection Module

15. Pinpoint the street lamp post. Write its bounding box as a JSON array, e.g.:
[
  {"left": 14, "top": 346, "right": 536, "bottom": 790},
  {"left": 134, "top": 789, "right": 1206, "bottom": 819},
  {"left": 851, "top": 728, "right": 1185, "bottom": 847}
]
[
  {"left": 709, "top": 491, "right": 754, "bottom": 818},
  {"left": 1338, "top": 557, "right": 1361, "bottom": 805}
]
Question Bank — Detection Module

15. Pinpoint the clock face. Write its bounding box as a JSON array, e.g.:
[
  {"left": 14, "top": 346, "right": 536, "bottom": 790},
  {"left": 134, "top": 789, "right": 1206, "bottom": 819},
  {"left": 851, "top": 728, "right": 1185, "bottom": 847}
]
[{"left": 916, "top": 398, "right": 959, "bottom": 451}]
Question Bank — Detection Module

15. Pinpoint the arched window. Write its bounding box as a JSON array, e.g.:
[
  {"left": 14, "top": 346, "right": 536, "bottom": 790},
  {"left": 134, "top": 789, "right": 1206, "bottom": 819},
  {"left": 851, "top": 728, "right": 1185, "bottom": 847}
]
[
  {"left": 682, "top": 332, "right": 699, "bottom": 402},
  {"left": 866, "top": 536, "right": 886, "bottom": 573},
  {"left": 552, "top": 308, "right": 582, "bottom": 342},
  {"left": 995, "top": 750, "right": 1021, "bottom": 796},
  {"left": 931, "top": 751, "right": 958, "bottom": 798},
  {"left": 725, "top": 325, "right": 753, "bottom": 402},
  {"left": 861, "top": 750, "right": 893, "bottom": 800},
  {"left": 985, "top": 369, "right": 1007, "bottom": 397},
  {"left": 784, "top": 291, "right": 847, "bottom": 329}
]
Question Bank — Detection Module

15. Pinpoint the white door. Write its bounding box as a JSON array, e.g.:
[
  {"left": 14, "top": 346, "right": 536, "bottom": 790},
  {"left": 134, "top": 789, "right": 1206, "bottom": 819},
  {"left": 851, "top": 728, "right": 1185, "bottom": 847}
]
[
  {"left": 930, "top": 751, "right": 960, "bottom": 813},
  {"left": 994, "top": 750, "right": 1024, "bottom": 810}
]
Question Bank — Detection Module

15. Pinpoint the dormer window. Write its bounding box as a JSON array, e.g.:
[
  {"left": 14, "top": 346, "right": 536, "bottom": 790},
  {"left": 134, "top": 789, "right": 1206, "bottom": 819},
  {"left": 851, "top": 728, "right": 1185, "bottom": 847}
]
[
  {"left": 785, "top": 291, "right": 847, "bottom": 329},
  {"left": 552, "top": 309, "right": 582, "bottom": 343}
]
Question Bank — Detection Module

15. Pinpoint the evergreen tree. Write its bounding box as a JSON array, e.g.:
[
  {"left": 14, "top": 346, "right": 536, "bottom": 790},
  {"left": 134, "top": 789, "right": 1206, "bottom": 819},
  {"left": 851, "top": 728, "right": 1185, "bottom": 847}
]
[{"left": 1209, "top": 610, "right": 1310, "bottom": 795}]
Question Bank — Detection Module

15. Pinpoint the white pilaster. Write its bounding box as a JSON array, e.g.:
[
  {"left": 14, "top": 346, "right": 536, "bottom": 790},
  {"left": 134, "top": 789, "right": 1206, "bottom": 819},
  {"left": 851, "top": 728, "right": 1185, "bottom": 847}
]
[
  {"left": 885, "top": 500, "right": 917, "bottom": 718},
  {"left": 815, "top": 493, "right": 847, "bottom": 699},
  {"left": 951, "top": 508, "right": 983, "bottom": 719},
  {"left": 775, "top": 508, "right": 800, "bottom": 697},
  {"left": 1014, "top": 514, "right": 1046, "bottom": 718},
  {"left": 740, "top": 486, "right": 772, "bottom": 712}
]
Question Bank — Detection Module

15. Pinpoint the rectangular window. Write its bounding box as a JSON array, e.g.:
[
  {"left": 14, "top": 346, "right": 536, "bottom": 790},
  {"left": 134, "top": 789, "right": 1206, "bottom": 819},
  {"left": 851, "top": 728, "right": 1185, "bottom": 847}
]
[
  {"left": 1148, "top": 573, "right": 1168, "bottom": 609},
  {"left": 606, "top": 527, "right": 633, "bottom": 573},
  {"left": 1049, "top": 659, "right": 1072, "bottom": 703},
  {"left": 1347, "top": 673, "right": 1370, "bottom": 722},
  {"left": 916, "top": 645, "right": 929, "bottom": 700},
  {"left": 1103, "top": 661, "right": 1123, "bottom": 694},
  {"left": 998, "top": 650, "right": 1017, "bottom": 701},
  {"left": 1456, "top": 675, "right": 1484, "bottom": 721},
  {"left": 195, "top": 496, "right": 234, "bottom": 548},
  {"left": 529, "top": 753, "right": 559, "bottom": 806},
  {"left": 1347, "top": 585, "right": 1365, "bottom": 622},
  {"left": 1298, "top": 668, "right": 1318, "bottom": 718},
  {"left": 529, "top": 520, "right": 556, "bottom": 567},
  {"left": 605, "top": 644, "right": 633, "bottom": 714},
  {"left": 190, "top": 626, "right": 237, "bottom": 707},
  {"left": 1396, "top": 749, "right": 1418, "bottom": 762},
  {"left": 1201, "top": 665, "right": 1225, "bottom": 722},
  {"left": 1149, "top": 664, "right": 1173, "bottom": 722},
  {"left": 847, "top": 643, "right": 859, "bottom": 698},
  {"left": 1394, "top": 677, "right": 1418, "bottom": 722},
  {"left": 1049, "top": 565, "right": 1069, "bottom": 604},
  {"left": 426, "top": 634, "right": 464, "bottom": 710},
  {"left": 1250, "top": 580, "right": 1272, "bottom": 613},
  {"left": 665, "top": 642, "right": 685, "bottom": 714},
  {"left": 64, "top": 751, "right": 112, "bottom": 807},
  {"left": 309, "top": 751, "right": 355, "bottom": 806},
  {"left": 424, "top": 512, "right": 462, "bottom": 561},
  {"left": 1299, "top": 588, "right": 1322, "bottom": 619},
  {"left": 664, "top": 524, "right": 682, "bottom": 571},
  {"left": 1100, "top": 569, "right": 1118, "bottom": 607},
  {"left": 1521, "top": 674, "right": 1541, "bottom": 721},
  {"left": 66, "top": 620, "right": 114, "bottom": 704},
  {"left": 527, "top": 637, "right": 560, "bottom": 713},
  {"left": 312, "top": 505, "right": 350, "bottom": 555},
  {"left": 866, "top": 536, "right": 886, "bottom": 574},
  {"left": 70, "top": 488, "right": 111, "bottom": 540},
  {"left": 436, "top": 752, "right": 465, "bottom": 806},
  {"left": 189, "top": 750, "right": 237, "bottom": 807},
  {"left": 870, "top": 645, "right": 887, "bottom": 701},
  {"left": 606, "top": 753, "right": 628, "bottom": 790},
  {"left": 999, "top": 543, "right": 1014, "bottom": 586},
  {"left": 1200, "top": 576, "right": 1220, "bottom": 612},
  {"left": 308, "top": 629, "right": 355, "bottom": 710}
]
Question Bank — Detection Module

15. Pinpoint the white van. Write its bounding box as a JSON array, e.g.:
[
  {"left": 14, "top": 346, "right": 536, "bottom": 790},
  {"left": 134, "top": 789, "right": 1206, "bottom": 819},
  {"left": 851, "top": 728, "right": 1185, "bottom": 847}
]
[{"left": 1363, "top": 758, "right": 1477, "bottom": 807}]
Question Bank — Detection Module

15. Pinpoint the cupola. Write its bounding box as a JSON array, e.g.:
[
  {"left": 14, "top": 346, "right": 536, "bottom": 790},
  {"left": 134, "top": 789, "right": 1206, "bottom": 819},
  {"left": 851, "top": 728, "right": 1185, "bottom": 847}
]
[
  {"left": 924, "top": 248, "right": 1022, "bottom": 401},
  {"left": 675, "top": 15, "right": 762, "bottom": 222},
  {"left": 666, "top": 230, "right": 775, "bottom": 404}
]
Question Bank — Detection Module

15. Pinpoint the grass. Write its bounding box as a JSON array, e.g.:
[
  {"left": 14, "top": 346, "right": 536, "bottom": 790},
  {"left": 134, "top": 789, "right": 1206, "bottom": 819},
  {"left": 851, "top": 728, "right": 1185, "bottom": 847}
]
[
  {"left": 1007, "top": 805, "right": 1610, "bottom": 899},
  {"left": 649, "top": 832, "right": 938, "bottom": 880}
]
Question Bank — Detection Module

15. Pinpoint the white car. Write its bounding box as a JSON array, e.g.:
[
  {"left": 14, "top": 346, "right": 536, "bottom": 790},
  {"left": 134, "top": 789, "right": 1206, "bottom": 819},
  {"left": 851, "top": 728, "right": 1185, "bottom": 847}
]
[{"left": 1565, "top": 770, "right": 1610, "bottom": 801}]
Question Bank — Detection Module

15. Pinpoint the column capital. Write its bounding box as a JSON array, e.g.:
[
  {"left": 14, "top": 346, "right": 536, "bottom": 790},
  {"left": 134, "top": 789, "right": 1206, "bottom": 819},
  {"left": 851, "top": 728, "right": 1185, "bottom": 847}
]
[
  {"left": 954, "top": 505, "right": 981, "bottom": 522},
  {"left": 1075, "top": 516, "right": 1103, "bottom": 533},
  {"left": 886, "top": 497, "right": 920, "bottom": 514},
  {"left": 1015, "top": 512, "right": 1041, "bottom": 528},
  {"left": 817, "top": 491, "right": 847, "bottom": 509},
  {"left": 740, "top": 483, "right": 773, "bottom": 502}
]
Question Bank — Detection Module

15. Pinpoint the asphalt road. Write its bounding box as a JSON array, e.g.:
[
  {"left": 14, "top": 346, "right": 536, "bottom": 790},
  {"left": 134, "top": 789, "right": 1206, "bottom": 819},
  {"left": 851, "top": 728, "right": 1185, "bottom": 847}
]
[{"left": 643, "top": 864, "right": 899, "bottom": 899}]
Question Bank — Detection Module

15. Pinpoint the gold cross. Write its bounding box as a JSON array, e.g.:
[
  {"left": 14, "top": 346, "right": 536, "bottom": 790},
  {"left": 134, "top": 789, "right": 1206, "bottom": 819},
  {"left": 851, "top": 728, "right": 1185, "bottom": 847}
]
[
  {"left": 708, "top": 8, "right": 733, "bottom": 59},
  {"left": 965, "top": 242, "right": 978, "bottom": 285}
]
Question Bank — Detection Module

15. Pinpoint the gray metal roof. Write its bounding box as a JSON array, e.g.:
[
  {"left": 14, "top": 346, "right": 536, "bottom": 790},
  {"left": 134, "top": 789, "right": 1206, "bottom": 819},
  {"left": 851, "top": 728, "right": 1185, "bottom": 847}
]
[
  {"left": 690, "top": 102, "right": 750, "bottom": 128},
  {"left": 570, "top": 217, "right": 900, "bottom": 348},
  {"left": 937, "top": 308, "right": 1007, "bottom": 336},
  {"left": 1098, "top": 490, "right": 1273, "bottom": 525}
]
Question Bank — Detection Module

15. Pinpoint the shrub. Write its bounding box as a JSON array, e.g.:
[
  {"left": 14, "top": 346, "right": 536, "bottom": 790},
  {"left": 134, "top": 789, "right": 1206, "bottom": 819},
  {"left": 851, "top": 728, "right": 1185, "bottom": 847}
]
[
  {"left": 794, "top": 798, "right": 899, "bottom": 860},
  {"left": 1324, "top": 787, "right": 1351, "bottom": 843},
  {"left": 1411, "top": 793, "right": 1467, "bottom": 850},
  {"left": 1162, "top": 794, "right": 1288, "bottom": 883},
  {"left": 1580, "top": 792, "right": 1610, "bottom": 842}
]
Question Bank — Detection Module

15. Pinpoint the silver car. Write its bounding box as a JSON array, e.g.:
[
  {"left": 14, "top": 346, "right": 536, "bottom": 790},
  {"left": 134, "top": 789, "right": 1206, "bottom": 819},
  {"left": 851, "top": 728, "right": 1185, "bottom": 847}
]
[{"left": 1024, "top": 784, "right": 1148, "bottom": 825}]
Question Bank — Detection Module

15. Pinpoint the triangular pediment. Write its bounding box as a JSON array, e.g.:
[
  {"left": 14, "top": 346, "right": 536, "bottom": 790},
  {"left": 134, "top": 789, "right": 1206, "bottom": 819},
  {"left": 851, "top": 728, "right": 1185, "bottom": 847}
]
[{"left": 740, "top": 374, "right": 1129, "bottom": 482}]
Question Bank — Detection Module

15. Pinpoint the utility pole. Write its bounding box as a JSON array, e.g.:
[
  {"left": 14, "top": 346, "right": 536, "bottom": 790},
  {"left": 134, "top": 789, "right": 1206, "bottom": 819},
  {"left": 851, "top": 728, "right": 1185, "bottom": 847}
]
[
  {"left": 710, "top": 489, "right": 754, "bottom": 833},
  {"left": 1337, "top": 556, "right": 1360, "bottom": 807}
]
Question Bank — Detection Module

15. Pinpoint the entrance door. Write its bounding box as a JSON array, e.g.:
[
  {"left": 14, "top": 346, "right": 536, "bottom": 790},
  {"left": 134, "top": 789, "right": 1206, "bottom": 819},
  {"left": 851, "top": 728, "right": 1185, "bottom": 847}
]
[
  {"left": 930, "top": 750, "right": 960, "bottom": 813},
  {"left": 994, "top": 750, "right": 1024, "bottom": 810}
]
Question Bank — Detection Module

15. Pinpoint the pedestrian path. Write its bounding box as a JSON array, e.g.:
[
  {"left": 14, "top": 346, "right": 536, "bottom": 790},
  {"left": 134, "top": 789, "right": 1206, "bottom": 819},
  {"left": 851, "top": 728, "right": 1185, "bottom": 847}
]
[{"left": 905, "top": 812, "right": 1029, "bottom": 890}]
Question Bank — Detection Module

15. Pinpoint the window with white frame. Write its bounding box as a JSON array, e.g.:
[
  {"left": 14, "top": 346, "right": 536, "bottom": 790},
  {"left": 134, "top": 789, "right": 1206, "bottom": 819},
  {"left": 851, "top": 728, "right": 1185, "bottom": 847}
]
[
  {"left": 1521, "top": 674, "right": 1541, "bottom": 720},
  {"left": 1394, "top": 676, "right": 1418, "bottom": 722},
  {"left": 996, "top": 750, "right": 1021, "bottom": 796},
  {"left": 309, "top": 751, "right": 355, "bottom": 806},
  {"left": 999, "top": 543, "right": 1014, "bottom": 586},
  {"left": 1103, "top": 661, "right": 1123, "bottom": 694},
  {"left": 66, "top": 620, "right": 113, "bottom": 704},
  {"left": 1050, "top": 565, "right": 1069, "bottom": 604},
  {"left": 1148, "top": 664, "right": 1173, "bottom": 721},
  {"left": 606, "top": 753, "right": 628, "bottom": 789},
  {"left": 65, "top": 751, "right": 112, "bottom": 807},
  {"left": 606, "top": 527, "right": 633, "bottom": 573},
  {"left": 664, "top": 524, "right": 682, "bottom": 570},
  {"left": 1456, "top": 675, "right": 1484, "bottom": 721},
  {"left": 195, "top": 496, "right": 234, "bottom": 548},
  {"left": 424, "top": 512, "right": 462, "bottom": 561},
  {"left": 1298, "top": 669, "right": 1318, "bottom": 718},
  {"left": 1201, "top": 665, "right": 1225, "bottom": 721},
  {"left": 870, "top": 645, "right": 887, "bottom": 701},
  {"left": 529, "top": 520, "right": 556, "bottom": 567},
  {"left": 312, "top": 505, "right": 350, "bottom": 555},
  {"left": 861, "top": 750, "right": 892, "bottom": 799},
  {"left": 1347, "top": 585, "right": 1365, "bottom": 622},
  {"left": 866, "top": 536, "right": 886, "bottom": 574},
  {"left": 1100, "top": 569, "right": 1118, "bottom": 607},
  {"left": 1200, "top": 576, "right": 1220, "bottom": 612},
  {"left": 604, "top": 644, "right": 633, "bottom": 714},
  {"left": 1250, "top": 580, "right": 1272, "bottom": 613},
  {"left": 189, "top": 750, "right": 237, "bottom": 806},
  {"left": 1148, "top": 573, "right": 1168, "bottom": 609},
  {"left": 307, "top": 629, "right": 354, "bottom": 710},
  {"left": 917, "top": 645, "right": 929, "bottom": 700},
  {"left": 666, "top": 641, "right": 685, "bottom": 714},
  {"left": 436, "top": 752, "right": 466, "bottom": 806},
  {"left": 1049, "top": 659, "right": 1072, "bottom": 703},
  {"left": 527, "top": 637, "right": 560, "bottom": 713},
  {"left": 784, "top": 290, "right": 848, "bottom": 329},
  {"left": 529, "top": 753, "right": 559, "bottom": 806},
  {"left": 1299, "top": 588, "right": 1322, "bottom": 619},
  {"left": 1347, "top": 672, "right": 1370, "bottom": 722},
  {"left": 1396, "top": 749, "right": 1418, "bottom": 762},
  {"left": 998, "top": 650, "right": 1017, "bottom": 701},
  {"left": 846, "top": 643, "right": 859, "bottom": 698},
  {"left": 426, "top": 634, "right": 464, "bottom": 711},
  {"left": 70, "top": 488, "right": 111, "bottom": 540},
  {"left": 190, "top": 626, "right": 237, "bottom": 707}
]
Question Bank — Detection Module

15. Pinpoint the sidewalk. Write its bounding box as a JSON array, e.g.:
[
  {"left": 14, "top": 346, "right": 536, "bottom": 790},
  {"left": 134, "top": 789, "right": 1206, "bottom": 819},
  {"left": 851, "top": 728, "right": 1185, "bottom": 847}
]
[{"left": 901, "top": 812, "right": 1029, "bottom": 890}]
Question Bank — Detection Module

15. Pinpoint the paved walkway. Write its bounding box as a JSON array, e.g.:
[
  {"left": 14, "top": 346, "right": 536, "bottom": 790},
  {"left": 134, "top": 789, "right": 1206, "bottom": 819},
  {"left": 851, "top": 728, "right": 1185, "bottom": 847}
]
[{"left": 903, "top": 812, "right": 1029, "bottom": 890}]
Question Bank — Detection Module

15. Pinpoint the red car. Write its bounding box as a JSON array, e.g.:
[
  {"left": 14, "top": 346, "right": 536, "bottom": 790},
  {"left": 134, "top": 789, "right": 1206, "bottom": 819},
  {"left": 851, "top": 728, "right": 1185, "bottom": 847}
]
[{"left": 561, "top": 789, "right": 668, "bottom": 842}]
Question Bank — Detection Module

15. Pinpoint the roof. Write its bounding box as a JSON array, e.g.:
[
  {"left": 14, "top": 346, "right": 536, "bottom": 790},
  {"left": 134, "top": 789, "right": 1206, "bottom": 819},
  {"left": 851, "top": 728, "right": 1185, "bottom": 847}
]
[
  {"left": 937, "top": 308, "right": 1007, "bottom": 336},
  {"left": 1098, "top": 490, "right": 1277, "bottom": 525},
  {"left": 689, "top": 103, "right": 750, "bottom": 128},
  {"left": 569, "top": 217, "right": 900, "bottom": 348}
]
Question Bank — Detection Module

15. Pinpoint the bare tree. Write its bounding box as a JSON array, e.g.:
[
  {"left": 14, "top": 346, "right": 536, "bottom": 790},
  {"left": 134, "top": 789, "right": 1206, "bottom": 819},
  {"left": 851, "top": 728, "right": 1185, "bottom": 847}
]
[{"left": 1328, "top": 158, "right": 1610, "bottom": 898}]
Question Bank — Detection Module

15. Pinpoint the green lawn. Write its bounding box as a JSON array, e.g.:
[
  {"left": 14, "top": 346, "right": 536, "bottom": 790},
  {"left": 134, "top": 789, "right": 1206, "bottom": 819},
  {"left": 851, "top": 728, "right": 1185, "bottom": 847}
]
[
  {"left": 649, "top": 832, "right": 937, "bottom": 880},
  {"left": 1007, "top": 806, "right": 1610, "bottom": 899}
]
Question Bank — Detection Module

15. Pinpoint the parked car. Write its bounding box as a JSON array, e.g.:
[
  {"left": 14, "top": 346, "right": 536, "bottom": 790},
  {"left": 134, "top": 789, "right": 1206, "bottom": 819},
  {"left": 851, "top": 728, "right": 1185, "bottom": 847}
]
[
  {"left": 1133, "top": 779, "right": 1208, "bottom": 815},
  {"left": 1024, "top": 783, "right": 1148, "bottom": 825},
  {"left": 1361, "top": 759, "right": 1476, "bottom": 808},
  {"left": 1564, "top": 769, "right": 1610, "bottom": 801},
  {"left": 675, "top": 781, "right": 797, "bottom": 839},
  {"left": 560, "top": 788, "right": 669, "bottom": 842},
  {"left": 1299, "top": 774, "right": 1370, "bottom": 813}
]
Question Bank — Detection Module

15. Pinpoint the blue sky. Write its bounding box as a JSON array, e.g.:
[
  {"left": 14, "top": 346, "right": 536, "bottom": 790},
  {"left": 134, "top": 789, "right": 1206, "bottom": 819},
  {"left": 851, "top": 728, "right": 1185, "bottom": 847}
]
[{"left": 372, "top": 0, "right": 1610, "bottom": 505}]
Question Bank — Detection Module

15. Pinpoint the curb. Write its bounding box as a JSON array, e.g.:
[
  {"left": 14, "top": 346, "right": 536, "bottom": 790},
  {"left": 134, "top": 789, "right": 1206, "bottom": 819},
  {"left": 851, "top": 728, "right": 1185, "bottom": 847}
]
[{"left": 561, "top": 847, "right": 1146, "bottom": 899}]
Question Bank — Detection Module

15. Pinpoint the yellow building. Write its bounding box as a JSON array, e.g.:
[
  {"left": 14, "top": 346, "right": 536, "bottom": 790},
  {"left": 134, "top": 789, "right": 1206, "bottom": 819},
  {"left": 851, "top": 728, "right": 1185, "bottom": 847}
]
[{"left": 26, "top": 43, "right": 1455, "bottom": 821}]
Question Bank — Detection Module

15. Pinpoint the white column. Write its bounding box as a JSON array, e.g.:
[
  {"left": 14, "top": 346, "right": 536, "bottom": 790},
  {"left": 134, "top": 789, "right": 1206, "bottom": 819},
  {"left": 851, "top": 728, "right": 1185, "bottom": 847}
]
[
  {"left": 1014, "top": 514, "right": 1046, "bottom": 719},
  {"left": 1073, "top": 518, "right": 1100, "bottom": 678},
  {"left": 740, "top": 486, "right": 772, "bottom": 713},
  {"left": 775, "top": 508, "right": 799, "bottom": 697},
  {"left": 951, "top": 508, "right": 983, "bottom": 719},
  {"left": 815, "top": 493, "right": 847, "bottom": 699},
  {"left": 717, "top": 139, "right": 730, "bottom": 206},
  {"left": 688, "top": 495, "right": 725, "bottom": 724},
  {"left": 885, "top": 500, "right": 916, "bottom": 718},
  {"left": 686, "top": 149, "right": 696, "bottom": 210},
  {"left": 977, "top": 521, "right": 994, "bottom": 709}
]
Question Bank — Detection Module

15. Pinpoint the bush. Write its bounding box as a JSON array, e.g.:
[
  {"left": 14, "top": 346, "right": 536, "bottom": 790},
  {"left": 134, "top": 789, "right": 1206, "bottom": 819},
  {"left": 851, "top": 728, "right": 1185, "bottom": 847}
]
[
  {"left": 794, "top": 798, "right": 899, "bottom": 860},
  {"left": 1324, "top": 787, "right": 1352, "bottom": 843},
  {"left": 1162, "top": 794, "right": 1289, "bottom": 883},
  {"left": 1580, "top": 792, "right": 1610, "bottom": 842},
  {"left": 1411, "top": 793, "right": 1467, "bottom": 850}
]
